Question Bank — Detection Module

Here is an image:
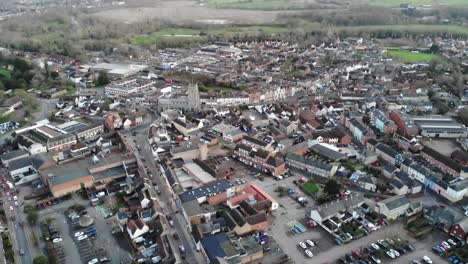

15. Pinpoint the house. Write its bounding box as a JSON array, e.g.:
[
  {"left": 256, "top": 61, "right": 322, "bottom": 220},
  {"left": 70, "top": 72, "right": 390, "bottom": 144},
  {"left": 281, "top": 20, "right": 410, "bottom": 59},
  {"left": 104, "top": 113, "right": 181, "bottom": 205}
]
[
  {"left": 370, "top": 109, "right": 397, "bottom": 134},
  {"left": 451, "top": 150, "right": 468, "bottom": 166},
  {"left": 222, "top": 202, "right": 269, "bottom": 236},
  {"left": 375, "top": 143, "right": 404, "bottom": 165},
  {"left": 375, "top": 195, "right": 420, "bottom": 220},
  {"left": 241, "top": 136, "right": 273, "bottom": 152},
  {"left": 172, "top": 119, "right": 202, "bottom": 137},
  {"left": 127, "top": 219, "right": 150, "bottom": 240},
  {"left": 424, "top": 205, "right": 464, "bottom": 233},
  {"left": 212, "top": 123, "right": 243, "bottom": 142},
  {"left": 421, "top": 147, "right": 464, "bottom": 177},
  {"left": 309, "top": 143, "right": 346, "bottom": 161},
  {"left": 285, "top": 153, "right": 338, "bottom": 178},
  {"left": 390, "top": 171, "right": 422, "bottom": 195},
  {"left": 311, "top": 128, "right": 352, "bottom": 146},
  {"left": 226, "top": 184, "right": 278, "bottom": 212},
  {"left": 138, "top": 190, "right": 152, "bottom": 209},
  {"left": 389, "top": 110, "right": 419, "bottom": 136},
  {"left": 350, "top": 171, "right": 377, "bottom": 192},
  {"left": 309, "top": 193, "right": 364, "bottom": 223},
  {"left": 0, "top": 96, "right": 22, "bottom": 116},
  {"left": 233, "top": 143, "right": 286, "bottom": 176},
  {"left": 449, "top": 218, "right": 468, "bottom": 243}
]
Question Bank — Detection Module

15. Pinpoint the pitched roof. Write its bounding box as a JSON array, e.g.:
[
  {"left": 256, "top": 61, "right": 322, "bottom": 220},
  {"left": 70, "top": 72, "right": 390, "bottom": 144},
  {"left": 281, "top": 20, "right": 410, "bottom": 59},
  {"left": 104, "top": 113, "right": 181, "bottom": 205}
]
[{"left": 179, "top": 179, "right": 231, "bottom": 203}]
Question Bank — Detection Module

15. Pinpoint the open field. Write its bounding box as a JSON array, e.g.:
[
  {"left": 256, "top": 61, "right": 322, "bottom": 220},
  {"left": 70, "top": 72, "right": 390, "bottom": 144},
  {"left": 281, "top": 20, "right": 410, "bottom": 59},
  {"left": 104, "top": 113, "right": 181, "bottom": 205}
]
[
  {"left": 368, "top": 0, "right": 468, "bottom": 6},
  {"left": 205, "top": 0, "right": 310, "bottom": 10},
  {"left": 0, "top": 68, "right": 11, "bottom": 79},
  {"left": 94, "top": 1, "right": 307, "bottom": 23},
  {"left": 384, "top": 50, "right": 441, "bottom": 62},
  {"left": 334, "top": 24, "right": 468, "bottom": 36},
  {"left": 131, "top": 25, "right": 293, "bottom": 45}
]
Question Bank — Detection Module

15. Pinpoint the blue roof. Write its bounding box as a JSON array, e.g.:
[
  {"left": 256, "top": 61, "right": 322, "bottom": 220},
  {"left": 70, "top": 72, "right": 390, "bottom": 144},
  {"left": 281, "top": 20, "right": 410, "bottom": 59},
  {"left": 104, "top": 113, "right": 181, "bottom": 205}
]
[{"left": 201, "top": 233, "right": 229, "bottom": 263}]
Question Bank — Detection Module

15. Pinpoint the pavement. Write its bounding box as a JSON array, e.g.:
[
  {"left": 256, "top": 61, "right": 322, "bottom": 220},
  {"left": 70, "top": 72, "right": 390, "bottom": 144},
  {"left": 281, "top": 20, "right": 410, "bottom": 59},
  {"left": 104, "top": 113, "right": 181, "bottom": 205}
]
[{"left": 123, "top": 123, "right": 206, "bottom": 264}]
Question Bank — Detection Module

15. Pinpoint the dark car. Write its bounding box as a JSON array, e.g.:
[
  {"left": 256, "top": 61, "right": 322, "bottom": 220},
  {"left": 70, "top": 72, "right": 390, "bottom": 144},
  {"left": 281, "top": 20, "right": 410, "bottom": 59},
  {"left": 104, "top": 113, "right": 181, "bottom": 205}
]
[
  {"left": 345, "top": 253, "right": 355, "bottom": 262},
  {"left": 405, "top": 244, "right": 416, "bottom": 251}
]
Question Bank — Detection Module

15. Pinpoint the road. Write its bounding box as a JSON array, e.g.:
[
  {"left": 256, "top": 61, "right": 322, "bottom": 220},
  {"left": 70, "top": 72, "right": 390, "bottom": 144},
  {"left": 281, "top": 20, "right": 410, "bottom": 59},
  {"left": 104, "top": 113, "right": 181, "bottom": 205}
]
[
  {"left": 1, "top": 185, "right": 33, "bottom": 264},
  {"left": 122, "top": 116, "right": 206, "bottom": 264}
]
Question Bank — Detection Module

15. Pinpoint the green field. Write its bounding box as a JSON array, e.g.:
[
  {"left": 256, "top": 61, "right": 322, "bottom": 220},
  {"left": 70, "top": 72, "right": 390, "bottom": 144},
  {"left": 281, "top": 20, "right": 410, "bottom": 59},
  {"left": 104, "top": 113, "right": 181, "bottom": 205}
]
[
  {"left": 368, "top": 0, "right": 468, "bottom": 6},
  {"left": 206, "top": 0, "right": 308, "bottom": 10},
  {"left": 131, "top": 26, "right": 289, "bottom": 46},
  {"left": 335, "top": 24, "right": 468, "bottom": 36},
  {"left": 385, "top": 50, "right": 440, "bottom": 62},
  {"left": 0, "top": 68, "right": 11, "bottom": 79}
]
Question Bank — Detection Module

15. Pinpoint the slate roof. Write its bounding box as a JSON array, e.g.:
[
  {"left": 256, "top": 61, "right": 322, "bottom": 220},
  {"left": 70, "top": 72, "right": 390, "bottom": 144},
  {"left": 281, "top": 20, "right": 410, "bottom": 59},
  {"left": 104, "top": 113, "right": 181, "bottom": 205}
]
[
  {"left": 380, "top": 195, "right": 410, "bottom": 211},
  {"left": 179, "top": 179, "right": 231, "bottom": 203}
]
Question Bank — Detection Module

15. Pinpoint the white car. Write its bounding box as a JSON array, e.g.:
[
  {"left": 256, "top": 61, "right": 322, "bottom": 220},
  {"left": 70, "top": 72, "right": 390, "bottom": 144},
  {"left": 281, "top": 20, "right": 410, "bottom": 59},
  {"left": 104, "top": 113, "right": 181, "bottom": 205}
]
[
  {"left": 305, "top": 249, "right": 314, "bottom": 258},
  {"left": 14, "top": 201, "right": 18, "bottom": 207},
  {"left": 371, "top": 243, "right": 380, "bottom": 250},
  {"left": 371, "top": 255, "right": 381, "bottom": 264},
  {"left": 77, "top": 235, "right": 88, "bottom": 241},
  {"left": 52, "top": 238, "right": 63, "bottom": 243},
  {"left": 298, "top": 242, "right": 307, "bottom": 249},
  {"left": 391, "top": 249, "right": 400, "bottom": 257},
  {"left": 9, "top": 206, "right": 14, "bottom": 211},
  {"left": 447, "top": 239, "right": 457, "bottom": 246},
  {"left": 423, "top": 255, "right": 432, "bottom": 264},
  {"left": 386, "top": 251, "right": 395, "bottom": 259},
  {"left": 306, "top": 240, "right": 315, "bottom": 247},
  {"left": 13, "top": 196, "right": 17, "bottom": 201},
  {"left": 74, "top": 231, "right": 84, "bottom": 237},
  {"left": 88, "top": 259, "right": 98, "bottom": 264}
]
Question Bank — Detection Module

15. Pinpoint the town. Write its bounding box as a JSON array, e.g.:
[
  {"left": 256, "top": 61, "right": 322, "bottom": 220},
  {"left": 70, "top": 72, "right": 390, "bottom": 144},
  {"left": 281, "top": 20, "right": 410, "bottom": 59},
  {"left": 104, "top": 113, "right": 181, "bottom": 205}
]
[{"left": 0, "top": 5, "right": 468, "bottom": 264}]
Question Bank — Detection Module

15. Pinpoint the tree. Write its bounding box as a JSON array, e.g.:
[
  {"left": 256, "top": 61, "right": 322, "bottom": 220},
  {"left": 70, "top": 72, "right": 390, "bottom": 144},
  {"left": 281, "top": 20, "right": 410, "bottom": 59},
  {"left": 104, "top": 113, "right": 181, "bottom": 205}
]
[
  {"left": 458, "top": 107, "right": 468, "bottom": 126},
  {"left": 429, "top": 44, "right": 440, "bottom": 54},
  {"left": 50, "top": 71, "right": 59, "bottom": 80},
  {"left": 27, "top": 211, "right": 39, "bottom": 225},
  {"left": 96, "top": 70, "right": 110, "bottom": 86},
  {"left": 324, "top": 179, "right": 341, "bottom": 196},
  {"left": 33, "top": 255, "right": 48, "bottom": 264}
]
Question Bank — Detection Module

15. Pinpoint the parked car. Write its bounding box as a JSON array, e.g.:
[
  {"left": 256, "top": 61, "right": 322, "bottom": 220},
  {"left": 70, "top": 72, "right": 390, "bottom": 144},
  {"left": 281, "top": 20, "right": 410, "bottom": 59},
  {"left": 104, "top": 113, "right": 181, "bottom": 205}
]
[
  {"left": 304, "top": 249, "right": 313, "bottom": 258},
  {"left": 77, "top": 235, "right": 88, "bottom": 241},
  {"left": 52, "top": 238, "right": 63, "bottom": 243},
  {"left": 371, "top": 243, "right": 380, "bottom": 250},
  {"left": 447, "top": 239, "right": 457, "bottom": 246},
  {"left": 386, "top": 250, "right": 395, "bottom": 259},
  {"left": 371, "top": 255, "right": 381, "bottom": 264},
  {"left": 423, "top": 256, "right": 433, "bottom": 264},
  {"left": 306, "top": 240, "right": 315, "bottom": 247},
  {"left": 298, "top": 242, "right": 307, "bottom": 250}
]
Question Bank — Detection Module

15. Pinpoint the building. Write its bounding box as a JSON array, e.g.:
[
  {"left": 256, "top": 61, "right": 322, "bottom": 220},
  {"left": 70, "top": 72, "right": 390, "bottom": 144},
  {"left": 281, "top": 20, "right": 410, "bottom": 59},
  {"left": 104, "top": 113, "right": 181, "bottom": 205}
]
[
  {"left": 179, "top": 179, "right": 235, "bottom": 205},
  {"left": 158, "top": 84, "right": 201, "bottom": 111},
  {"left": 56, "top": 119, "right": 104, "bottom": 142},
  {"left": 0, "top": 96, "right": 22, "bottom": 117},
  {"left": 389, "top": 110, "right": 419, "bottom": 136},
  {"left": 285, "top": 153, "right": 338, "bottom": 178},
  {"left": 347, "top": 117, "right": 376, "bottom": 144},
  {"left": 375, "top": 143, "right": 404, "bottom": 165},
  {"left": 0, "top": 150, "right": 29, "bottom": 167},
  {"left": 7, "top": 154, "right": 52, "bottom": 185},
  {"left": 91, "top": 63, "right": 148, "bottom": 78},
  {"left": 413, "top": 115, "right": 467, "bottom": 138},
  {"left": 311, "top": 128, "right": 352, "bottom": 146},
  {"left": 200, "top": 233, "right": 262, "bottom": 264},
  {"left": 370, "top": 109, "right": 397, "bottom": 134},
  {"left": 226, "top": 184, "right": 278, "bottom": 211},
  {"left": 450, "top": 218, "right": 468, "bottom": 243},
  {"left": 212, "top": 123, "right": 243, "bottom": 142},
  {"left": 40, "top": 151, "right": 138, "bottom": 197},
  {"left": 375, "top": 195, "right": 420, "bottom": 220},
  {"left": 105, "top": 79, "right": 156, "bottom": 97},
  {"left": 16, "top": 123, "right": 77, "bottom": 152},
  {"left": 421, "top": 147, "right": 464, "bottom": 177},
  {"left": 233, "top": 143, "right": 286, "bottom": 176},
  {"left": 309, "top": 193, "right": 364, "bottom": 223}
]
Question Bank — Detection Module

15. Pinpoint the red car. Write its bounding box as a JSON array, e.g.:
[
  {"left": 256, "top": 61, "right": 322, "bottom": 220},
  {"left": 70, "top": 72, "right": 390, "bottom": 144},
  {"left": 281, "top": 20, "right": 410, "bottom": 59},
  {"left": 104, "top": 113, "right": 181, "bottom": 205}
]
[{"left": 352, "top": 250, "right": 361, "bottom": 258}]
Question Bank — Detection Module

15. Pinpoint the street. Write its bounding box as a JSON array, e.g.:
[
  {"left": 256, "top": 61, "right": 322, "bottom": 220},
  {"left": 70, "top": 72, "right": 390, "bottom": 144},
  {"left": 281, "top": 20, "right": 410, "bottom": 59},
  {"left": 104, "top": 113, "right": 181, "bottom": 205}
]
[{"left": 122, "top": 121, "right": 206, "bottom": 264}]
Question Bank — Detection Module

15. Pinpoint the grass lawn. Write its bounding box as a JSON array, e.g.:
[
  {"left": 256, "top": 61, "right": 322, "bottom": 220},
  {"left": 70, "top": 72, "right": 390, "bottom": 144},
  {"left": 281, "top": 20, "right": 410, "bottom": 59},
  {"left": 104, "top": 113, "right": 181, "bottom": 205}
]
[
  {"left": 302, "top": 182, "right": 319, "bottom": 194},
  {"left": 335, "top": 24, "right": 468, "bottom": 36},
  {"left": 0, "top": 68, "right": 11, "bottom": 79},
  {"left": 368, "top": 0, "right": 468, "bottom": 6},
  {"left": 385, "top": 50, "right": 441, "bottom": 62},
  {"left": 206, "top": 0, "right": 308, "bottom": 10},
  {"left": 131, "top": 26, "right": 289, "bottom": 46},
  {"left": 0, "top": 113, "right": 12, "bottom": 123}
]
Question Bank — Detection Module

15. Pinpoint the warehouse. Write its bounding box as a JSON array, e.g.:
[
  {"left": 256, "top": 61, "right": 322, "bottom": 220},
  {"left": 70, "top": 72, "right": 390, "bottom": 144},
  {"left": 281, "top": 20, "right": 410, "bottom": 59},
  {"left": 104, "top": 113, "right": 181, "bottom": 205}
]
[{"left": 413, "top": 115, "right": 467, "bottom": 138}]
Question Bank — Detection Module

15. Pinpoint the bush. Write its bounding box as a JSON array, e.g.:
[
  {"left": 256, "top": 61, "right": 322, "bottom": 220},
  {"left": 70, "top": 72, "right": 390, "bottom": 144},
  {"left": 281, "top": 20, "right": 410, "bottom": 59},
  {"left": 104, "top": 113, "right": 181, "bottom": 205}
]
[{"left": 301, "top": 182, "right": 319, "bottom": 195}]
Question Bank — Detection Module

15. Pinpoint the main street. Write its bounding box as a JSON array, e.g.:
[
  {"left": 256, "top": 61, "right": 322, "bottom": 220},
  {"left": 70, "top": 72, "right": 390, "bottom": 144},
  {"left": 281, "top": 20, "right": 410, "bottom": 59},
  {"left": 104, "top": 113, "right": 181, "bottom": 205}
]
[{"left": 121, "top": 116, "right": 206, "bottom": 264}]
